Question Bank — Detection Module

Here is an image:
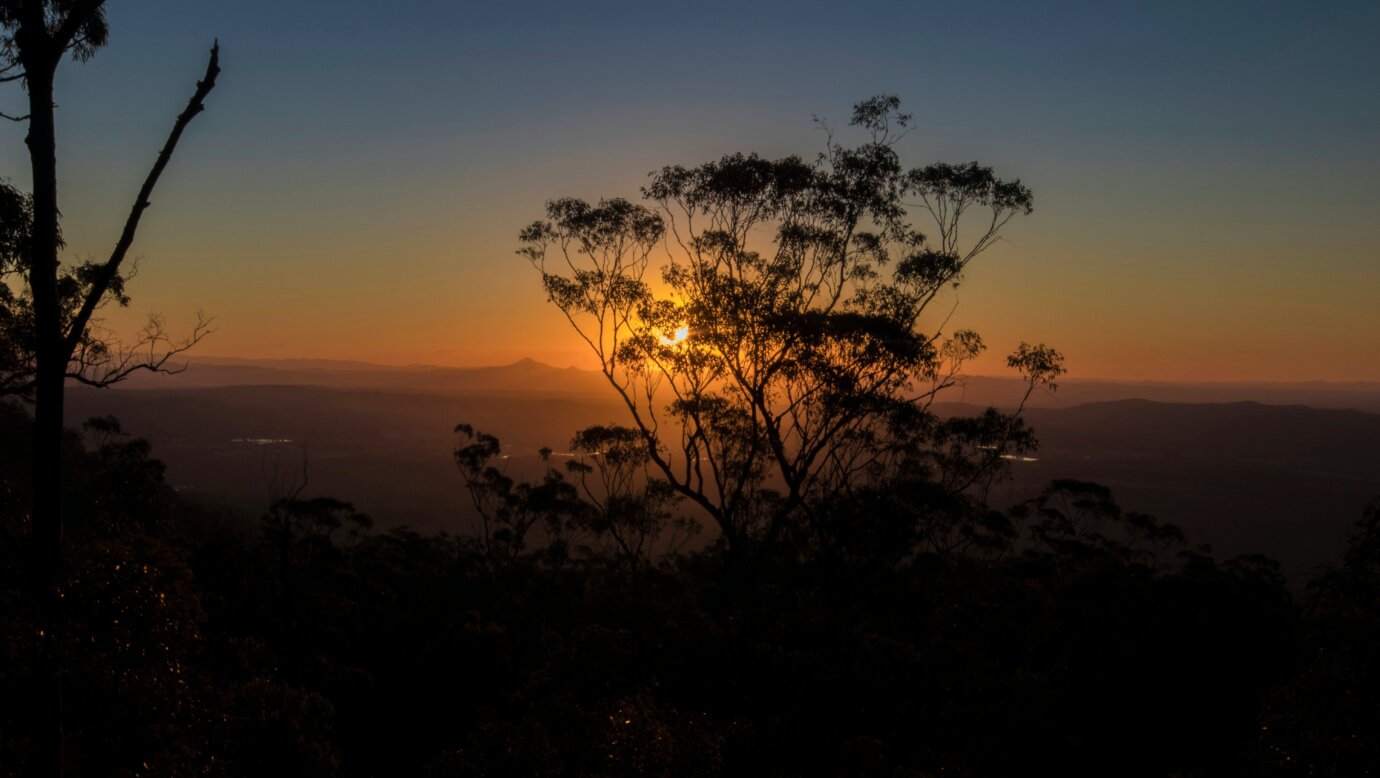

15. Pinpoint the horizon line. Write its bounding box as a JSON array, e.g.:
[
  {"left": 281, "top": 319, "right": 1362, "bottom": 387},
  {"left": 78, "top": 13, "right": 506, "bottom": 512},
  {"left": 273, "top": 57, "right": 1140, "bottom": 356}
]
[{"left": 181, "top": 354, "right": 1380, "bottom": 388}]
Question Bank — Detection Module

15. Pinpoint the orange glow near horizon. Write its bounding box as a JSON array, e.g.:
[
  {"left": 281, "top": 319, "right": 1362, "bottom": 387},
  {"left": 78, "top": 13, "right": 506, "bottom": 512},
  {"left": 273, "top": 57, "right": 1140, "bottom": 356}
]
[
  {"left": 70, "top": 145, "right": 1378, "bottom": 386},
  {"left": 25, "top": 3, "right": 1378, "bottom": 387},
  {"left": 91, "top": 235, "right": 1380, "bottom": 384}
]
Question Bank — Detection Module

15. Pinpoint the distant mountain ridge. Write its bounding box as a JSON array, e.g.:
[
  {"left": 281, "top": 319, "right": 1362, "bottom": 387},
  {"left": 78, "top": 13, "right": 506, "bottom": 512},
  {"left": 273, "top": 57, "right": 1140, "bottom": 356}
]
[
  {"left": 116, "top": 355, "right": 1380, "bottom": 413},
  {"left": 118, "top": 355, "right": 613, "bottom": 395}
]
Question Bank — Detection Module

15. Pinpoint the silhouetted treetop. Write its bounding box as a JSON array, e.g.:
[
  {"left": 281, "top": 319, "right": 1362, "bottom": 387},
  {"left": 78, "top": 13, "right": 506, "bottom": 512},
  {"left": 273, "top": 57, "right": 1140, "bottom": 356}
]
[
  {"left": 0, "top": 1, "right": 108, "bottom": 69},
  {"left": 520, "top": 95, "right": 1057, "bottom": 548}
]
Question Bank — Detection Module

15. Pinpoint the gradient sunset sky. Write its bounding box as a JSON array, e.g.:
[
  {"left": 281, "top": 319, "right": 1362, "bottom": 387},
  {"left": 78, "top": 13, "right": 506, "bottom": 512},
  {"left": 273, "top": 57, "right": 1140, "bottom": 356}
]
[{"left": 2, "top": 0, "right": 1377, "bottom": 381}]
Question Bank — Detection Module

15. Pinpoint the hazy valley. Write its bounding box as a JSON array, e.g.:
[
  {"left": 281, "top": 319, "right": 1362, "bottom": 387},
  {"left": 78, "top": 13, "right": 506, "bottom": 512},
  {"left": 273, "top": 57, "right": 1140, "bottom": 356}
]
[{"left": 66, "top": 357, "right": 1380, "bottom": 580}]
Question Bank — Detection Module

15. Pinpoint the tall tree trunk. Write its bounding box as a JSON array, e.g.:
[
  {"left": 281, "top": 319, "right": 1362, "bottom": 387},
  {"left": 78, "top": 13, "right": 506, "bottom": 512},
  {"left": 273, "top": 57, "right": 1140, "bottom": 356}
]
[
  {"left": 25, "top": 56, "right": 64, "bottom": 564},
  {"left": 25, "top": 57, "right": 68, "bottom": 778}
]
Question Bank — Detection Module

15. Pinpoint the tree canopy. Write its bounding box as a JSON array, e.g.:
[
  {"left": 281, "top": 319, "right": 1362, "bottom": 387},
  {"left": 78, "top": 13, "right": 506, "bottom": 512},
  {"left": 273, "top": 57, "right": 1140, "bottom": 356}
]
[{"left": 520, "top": 96, "right": 1062, "bottom": 548}]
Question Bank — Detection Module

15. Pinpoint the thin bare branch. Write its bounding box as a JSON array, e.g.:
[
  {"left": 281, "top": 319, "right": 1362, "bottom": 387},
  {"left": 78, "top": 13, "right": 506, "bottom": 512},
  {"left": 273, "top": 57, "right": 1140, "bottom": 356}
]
[
  {"left": 65, "top": 311, "right": 214, "bottom": 387},
  {"left": 63, "top": 40, "right": 220, "bottom": 357}
]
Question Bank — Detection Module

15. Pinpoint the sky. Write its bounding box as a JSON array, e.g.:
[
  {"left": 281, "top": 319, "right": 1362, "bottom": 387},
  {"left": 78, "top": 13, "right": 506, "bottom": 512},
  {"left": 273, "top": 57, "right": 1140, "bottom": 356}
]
[{"left": 1, "top": 0, "right": 1377, "bottom": 381}]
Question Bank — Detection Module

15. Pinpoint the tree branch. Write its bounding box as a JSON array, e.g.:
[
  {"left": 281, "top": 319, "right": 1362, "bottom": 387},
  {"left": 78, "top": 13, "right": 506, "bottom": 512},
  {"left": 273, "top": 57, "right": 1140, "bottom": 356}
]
[
  {"left": 65, "top": 311, "right": 214, "bottom": 387},
  {"left": 63, "top": 40, "right": 219, "bottom": 357}
]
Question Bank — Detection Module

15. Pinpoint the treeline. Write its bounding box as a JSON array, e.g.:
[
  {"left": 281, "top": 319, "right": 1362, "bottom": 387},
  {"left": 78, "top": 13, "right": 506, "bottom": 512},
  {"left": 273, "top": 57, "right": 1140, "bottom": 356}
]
[{"left": 0, "top": 402, "right": 1377, "bottom": 776}]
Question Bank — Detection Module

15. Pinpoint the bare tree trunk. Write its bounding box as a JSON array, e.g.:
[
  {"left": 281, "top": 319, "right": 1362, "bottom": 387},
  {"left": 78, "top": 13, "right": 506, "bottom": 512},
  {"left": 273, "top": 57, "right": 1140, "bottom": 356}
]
[
  {"left": 24, "top": 55, "right": 63, "bottom": 552},
  {"left": 22, "top": 55, "right": 68, "bottom": 776}
]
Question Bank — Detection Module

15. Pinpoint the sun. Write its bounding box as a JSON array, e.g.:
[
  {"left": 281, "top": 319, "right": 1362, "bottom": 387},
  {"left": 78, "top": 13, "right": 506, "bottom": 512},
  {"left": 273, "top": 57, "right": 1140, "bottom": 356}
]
[{"left": 658, "top": 326, "right": 690, "bottom": 346}]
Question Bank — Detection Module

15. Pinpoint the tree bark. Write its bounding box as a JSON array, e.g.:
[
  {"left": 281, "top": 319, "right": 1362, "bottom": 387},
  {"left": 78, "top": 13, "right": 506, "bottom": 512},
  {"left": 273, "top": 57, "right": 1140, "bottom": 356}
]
[
  {"left": 23, "top": 50, "right": 68, "bottom": 778},
  {"left": 23, "top": 43, "right": 64, "bottom": 557}
]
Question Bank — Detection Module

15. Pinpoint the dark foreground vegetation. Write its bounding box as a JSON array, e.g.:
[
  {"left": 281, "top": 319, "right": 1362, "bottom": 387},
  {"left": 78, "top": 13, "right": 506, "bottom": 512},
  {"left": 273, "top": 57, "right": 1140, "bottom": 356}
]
[{"left": 2, "top": 402, "right": 1377, "bottom": 777}]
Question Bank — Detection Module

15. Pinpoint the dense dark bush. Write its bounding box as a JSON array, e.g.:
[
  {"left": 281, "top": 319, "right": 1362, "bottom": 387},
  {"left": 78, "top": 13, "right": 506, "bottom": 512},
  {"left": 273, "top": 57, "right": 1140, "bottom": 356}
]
[{"left": 0, "top": 404, "right": 1373, "bottom": 776}]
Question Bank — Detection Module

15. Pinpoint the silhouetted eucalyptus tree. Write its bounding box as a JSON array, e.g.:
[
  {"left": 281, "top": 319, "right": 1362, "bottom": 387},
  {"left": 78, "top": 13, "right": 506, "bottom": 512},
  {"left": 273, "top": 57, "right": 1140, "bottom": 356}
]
[
  {"left": 0, "top": 4, "right": 219, "bottom": 773},
  {"left": 520, "top": 96, "right": 1062, "bottom": 549},
  {"left": 454, "top": 424, "right": 588, "bottom": 566},
  {"left": 566, "top": 424, "right": 695, "bottom": 562},
  {"left": 0, "top": 1, "right": 217, "bottom": 569}
]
